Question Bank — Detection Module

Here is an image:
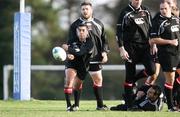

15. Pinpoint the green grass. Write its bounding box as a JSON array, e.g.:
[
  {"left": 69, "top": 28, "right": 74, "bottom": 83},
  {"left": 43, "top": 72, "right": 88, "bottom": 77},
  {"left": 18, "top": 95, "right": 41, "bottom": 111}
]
[{"left": 0, "top": 100, "right": 179, "bottom": 117}]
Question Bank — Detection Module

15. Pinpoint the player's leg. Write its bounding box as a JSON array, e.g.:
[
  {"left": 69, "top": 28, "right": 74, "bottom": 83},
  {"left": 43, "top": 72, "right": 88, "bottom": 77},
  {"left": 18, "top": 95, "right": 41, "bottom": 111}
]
[
  {"left": 163, "top": 71, "right": 176, "bottom": 111},
  {"left": 145, "top": 63, "right": 161, "bottom": 85},
  {"left": 159, "top": 54, "right": 179, "bottom": 111},
  {"left": 141, "top": 49, "right": 156, "bottom": 85},
  {"left": 133, "top": 69, "right": 148, "bottom": 83},
  {"left": 173, "top": 65, "right": 180, "bottom": 109},
  {"left": 110, "top": 62, "right": 136, "bottom": 111},
  {"left": 123, "top": 61, "right": 136, "bottom": 109},
  {"left": 89, "top": 70, "right": 105, "bottom": 109},
  {"left": 64, "top": 68, "right": 77, "bottom": 111},
  {"left": 72, "top": 76, "right": 83, "bottom": 111},
  {"left": 89, "top": 64, "right": 108, "bottom": 110},
  {"left": 145, "top": 52, "right": 161, "bottom": 85}
]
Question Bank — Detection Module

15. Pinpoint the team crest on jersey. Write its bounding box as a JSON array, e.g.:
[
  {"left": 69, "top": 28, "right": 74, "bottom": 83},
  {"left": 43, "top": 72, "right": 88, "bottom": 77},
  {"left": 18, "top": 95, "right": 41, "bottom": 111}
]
[
  {"left": 171, "top": 25, "right": 179, "bottom": 32},
  {"left": 134, "top": 18, "right": 145, "bottom": 24}
]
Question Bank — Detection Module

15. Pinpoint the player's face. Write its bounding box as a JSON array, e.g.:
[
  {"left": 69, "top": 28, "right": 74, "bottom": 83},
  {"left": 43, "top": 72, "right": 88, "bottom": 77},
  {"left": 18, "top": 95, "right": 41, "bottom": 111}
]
[
  {"left": 147, "top": 87, "right": 157, "bottom": 101},
  {"left": 131, "top": 0, "right": 142, "bottom": 9},
  {"left": 171, "top": 3, "right": 179, "bottom": 17},
  {"left": 76, "top": 26, "right": 89, "bottom": 42},
  {"left": 160, "top": 2, "right": 171, "bottom": 17},
  {"left": 81, "top": 5, "right": 93, "bottom": 20}
]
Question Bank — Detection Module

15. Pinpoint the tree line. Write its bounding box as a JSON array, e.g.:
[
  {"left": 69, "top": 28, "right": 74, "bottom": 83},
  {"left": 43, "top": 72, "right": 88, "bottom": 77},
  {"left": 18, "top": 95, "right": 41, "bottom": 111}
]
[{"left": 0, "top": 0, "right": 171, "bottom": 99}]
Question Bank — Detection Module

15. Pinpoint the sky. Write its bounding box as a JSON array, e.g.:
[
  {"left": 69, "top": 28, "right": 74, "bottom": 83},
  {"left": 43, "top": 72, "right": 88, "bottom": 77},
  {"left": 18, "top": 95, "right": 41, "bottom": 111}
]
[{"left": 91, "top": 0, "right": 118, "bottom": 6}]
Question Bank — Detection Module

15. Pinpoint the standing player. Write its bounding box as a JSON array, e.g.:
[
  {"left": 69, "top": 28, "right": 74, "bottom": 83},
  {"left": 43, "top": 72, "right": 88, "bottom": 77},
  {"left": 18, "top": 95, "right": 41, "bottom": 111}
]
[
  {"left": 111, "top": 0, "right": 155, "bottom": 110},
  {"left": 149, "top": 1, "right": 180, "bottom": 111},
  {"left": 169, "top": 0, "right": 180, "bottom": 110},
  {"left": 62, "top": 23, "right": 94, "bottom": 111},
  {"left": 68, "top": 2, "right": 109, "bottom": 110},
  {"left": 138, "top": 0, "right": 180, "bottom": 86}
]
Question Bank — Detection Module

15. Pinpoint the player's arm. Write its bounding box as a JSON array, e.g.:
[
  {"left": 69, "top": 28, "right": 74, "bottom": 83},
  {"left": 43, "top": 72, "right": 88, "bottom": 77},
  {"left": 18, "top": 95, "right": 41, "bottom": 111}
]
[
  {"left": 150, "top": 38, "right": 178, "bottom": 46},
  {"left": 101, "top": 23, "right": 110, "bottom": 53},
  {"left": 101, "top": 25, "right": 109, "bottom": 63},
  {"left": 116, "top": 11, "right": 130, "bottom": 60},
  {"left": 149, "top": 15, "right": 178, "bottom": 46}
]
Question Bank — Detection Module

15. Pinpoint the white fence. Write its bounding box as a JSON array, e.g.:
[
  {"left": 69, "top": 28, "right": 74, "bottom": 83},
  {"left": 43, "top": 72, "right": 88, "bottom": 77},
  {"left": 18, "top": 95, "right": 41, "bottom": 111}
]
[{"left": 3, "top": 64, "right": 144, "bottom": 100}]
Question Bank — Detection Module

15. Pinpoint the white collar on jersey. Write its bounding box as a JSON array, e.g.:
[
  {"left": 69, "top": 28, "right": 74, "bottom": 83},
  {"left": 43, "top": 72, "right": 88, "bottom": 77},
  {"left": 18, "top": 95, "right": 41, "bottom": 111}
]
[{"left": 79, "top": 17, "right": 94, "bottom": 22}]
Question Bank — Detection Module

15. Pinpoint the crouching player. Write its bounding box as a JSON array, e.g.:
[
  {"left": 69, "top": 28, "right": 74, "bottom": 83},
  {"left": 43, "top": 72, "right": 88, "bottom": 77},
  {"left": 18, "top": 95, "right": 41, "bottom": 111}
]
[{"left": 62, "top": 23, "right": 94, "bottom": 111}]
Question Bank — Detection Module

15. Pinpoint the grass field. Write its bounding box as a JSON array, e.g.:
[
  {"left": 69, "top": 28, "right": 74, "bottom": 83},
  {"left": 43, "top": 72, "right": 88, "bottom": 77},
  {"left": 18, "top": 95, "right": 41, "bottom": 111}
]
[{"left": 0, "top": 100, "right": 179, "bottom": 117}]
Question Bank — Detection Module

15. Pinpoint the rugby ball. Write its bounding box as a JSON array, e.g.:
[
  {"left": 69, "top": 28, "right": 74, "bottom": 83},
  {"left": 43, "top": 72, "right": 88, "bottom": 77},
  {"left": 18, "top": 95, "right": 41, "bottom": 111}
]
[{"left": 52, "top": 47, "right": 66, "bottom": 61}]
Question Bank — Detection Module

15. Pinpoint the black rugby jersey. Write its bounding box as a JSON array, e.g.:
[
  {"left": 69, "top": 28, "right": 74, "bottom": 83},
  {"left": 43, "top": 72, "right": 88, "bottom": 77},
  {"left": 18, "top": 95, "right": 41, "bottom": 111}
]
[
  {"left": 133, "top": 95, "right": 163, "bottom": 111},
  {"left": 150, "top": 14, "right": 180, "bottom": 54},
  {"left": 66, "top": 37, "right": 94, "bottom": 71},
  {"left": 116, "top": 3, "right": 152, "bottom": 47},
  {"left": 68, "top": 17, "right": 109, "bottom": 62}
]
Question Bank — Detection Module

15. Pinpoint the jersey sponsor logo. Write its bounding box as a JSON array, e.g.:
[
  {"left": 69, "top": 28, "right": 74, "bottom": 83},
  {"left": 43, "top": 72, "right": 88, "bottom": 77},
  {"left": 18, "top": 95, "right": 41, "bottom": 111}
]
[
  {"left": 134, "top": 18, "right": 145, "bottom": 24},
  {"left": 150, "top": 32, "right": 157, "bottom": 36},
  {"left": 72, "top": 42, "right": 80, "bottom": 52},
  {"left": 172, "top": 67, "right": 177, "bottom": 71},
  {"left": 171, "top": 25, "right": 179, "bottom": 32},
  {"left": 75, "top": 48, "right": 80, "bottom": 52}
]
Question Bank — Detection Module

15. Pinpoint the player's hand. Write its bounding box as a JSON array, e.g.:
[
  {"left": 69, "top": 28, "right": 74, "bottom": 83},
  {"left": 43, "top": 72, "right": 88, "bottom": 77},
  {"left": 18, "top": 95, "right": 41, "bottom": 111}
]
[
  {"left": 119, "top": 46, "right": 130, "bottom": 60},
  {"left": 136, "top": 91, "right": 145, "bottom": 100},
  {"left": 67, "top": 54, "right": 74, "bottom": 60},
  {"left": 170, "top": 39, "right": 178, "bottom": 46},
  {"left": 62, "top": 44, "right": 69, "bottom": 51},
  {"left": 101, "top": 52, "right": 108, "bottom": 63},
  {"left": 150, "top": 44, "right": 158, "bottom": 55}
]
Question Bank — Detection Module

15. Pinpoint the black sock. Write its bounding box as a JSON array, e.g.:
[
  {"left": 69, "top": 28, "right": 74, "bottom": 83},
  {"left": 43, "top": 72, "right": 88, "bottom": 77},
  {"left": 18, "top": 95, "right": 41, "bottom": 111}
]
[
  {"left": 124, "top": 83, "right": 134, "bottom": 108},
  {"left": 73, "top": 89, "right": 81, "bottom": 107},
  {"left": 134, "top": 69, "right": 148, "bottom": 82},
  {"left": 65, "top": 93, "right": 71, "bottom": 108},
  {"left": 174, "top": 76, "right": 180, "bottom": 106},
  {"left": 93, "top": 85, "right": 103, "bottom": 107},
  {"left": 164, "top": 83, "right": 173, "bottom": 109},
  {"left": 64, "top": 88, "right": 72, "bottom": 108}
]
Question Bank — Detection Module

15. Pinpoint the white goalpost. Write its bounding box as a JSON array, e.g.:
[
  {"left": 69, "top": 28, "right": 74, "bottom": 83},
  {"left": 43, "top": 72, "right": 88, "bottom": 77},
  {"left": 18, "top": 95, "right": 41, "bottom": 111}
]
[{"left": 3, "top": 64, "right": 144, "bottom": 100}]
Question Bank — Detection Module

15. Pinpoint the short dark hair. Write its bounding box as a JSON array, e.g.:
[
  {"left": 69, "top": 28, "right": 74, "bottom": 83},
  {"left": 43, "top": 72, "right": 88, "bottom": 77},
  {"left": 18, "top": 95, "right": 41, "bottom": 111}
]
[
  {"left": 160, "top": 0, "right": 171, "bottom": 6},
  {"left": 80, "top": 2, "right": 92, "bottom": 7},
  {"left": 77, "top": 22, "right": 88, "bottom": 28}
]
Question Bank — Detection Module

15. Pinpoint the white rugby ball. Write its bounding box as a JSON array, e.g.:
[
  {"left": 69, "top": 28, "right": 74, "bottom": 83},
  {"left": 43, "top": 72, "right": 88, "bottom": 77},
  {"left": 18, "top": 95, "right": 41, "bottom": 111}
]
[{"left": 52, "top": 47, "right": 66, "bottom": 61}]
